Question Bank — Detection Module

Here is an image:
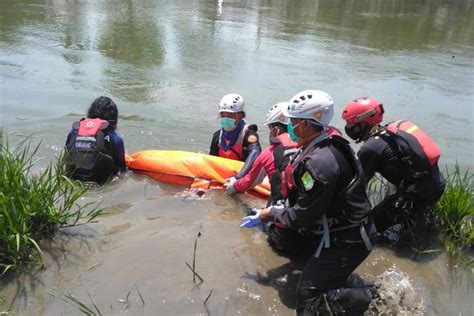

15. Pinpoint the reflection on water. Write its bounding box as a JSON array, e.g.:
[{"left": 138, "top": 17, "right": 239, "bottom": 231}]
[
  {"left": 278, "top": 0, "right": 474, "bottom": 50},
  {"left": 1, "top": 0, "right": 472, "bottom": 168}
]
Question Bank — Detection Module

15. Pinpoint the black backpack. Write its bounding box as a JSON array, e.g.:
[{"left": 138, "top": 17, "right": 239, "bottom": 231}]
[{"left": 66, "top": 118, "right": 117, "bottom": 184}]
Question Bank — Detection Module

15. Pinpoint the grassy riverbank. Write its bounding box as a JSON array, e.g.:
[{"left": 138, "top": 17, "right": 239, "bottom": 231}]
[
  {"left": 0, "top": 140, "right": 102, "bottom": 276},
  {"left": 435, "top": 165, "right": 474, "bottom": 263}
]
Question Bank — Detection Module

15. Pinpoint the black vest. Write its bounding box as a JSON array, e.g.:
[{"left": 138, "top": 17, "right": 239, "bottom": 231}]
[{"left": 65, "top": 119, "right": 117, "bottom": 184}]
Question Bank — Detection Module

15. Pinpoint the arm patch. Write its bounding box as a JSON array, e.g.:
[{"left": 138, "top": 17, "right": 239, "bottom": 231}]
[
  {"left": 301, "top": 171, "right": 315, "bottom": 191},
  {"left": 247, "top": 135, "right": 258, "bottom": 143}
]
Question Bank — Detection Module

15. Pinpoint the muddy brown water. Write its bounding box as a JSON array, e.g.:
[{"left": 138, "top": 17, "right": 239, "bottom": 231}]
[{"left": 1, "top": 0, "right": 473, "bottom": 314}]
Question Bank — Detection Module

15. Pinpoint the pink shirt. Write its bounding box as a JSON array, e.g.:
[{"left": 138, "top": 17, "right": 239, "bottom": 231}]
[
  {"left": 234, "top": 144, "right": 276, "bottom": 193},
  {"left": 234, "top": 133, "right": 296, "bottom": 193}
]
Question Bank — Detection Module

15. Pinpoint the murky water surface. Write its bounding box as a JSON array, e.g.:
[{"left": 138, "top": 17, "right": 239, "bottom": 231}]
[{"left": 1, "top": 0, "right": 473, "bottom": 314}]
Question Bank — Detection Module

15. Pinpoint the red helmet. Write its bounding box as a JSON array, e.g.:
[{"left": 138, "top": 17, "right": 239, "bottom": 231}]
[{"left": 342, "top": 97, "right": 384, "bottom": 126}]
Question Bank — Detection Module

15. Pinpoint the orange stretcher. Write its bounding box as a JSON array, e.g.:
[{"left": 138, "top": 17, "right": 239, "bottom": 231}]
[{"left": 125, "top": 150, "right": 270, "bottom": 199}]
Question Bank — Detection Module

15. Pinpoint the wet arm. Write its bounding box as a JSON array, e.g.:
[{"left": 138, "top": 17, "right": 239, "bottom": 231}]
[
  {"left": 65, "top": 129, "right": 74, "bottom": 147},
  {"left": 209, "top": 131, "right": 219, "bottom": 156},
  {"left": 357, "top": 146, "right": 378, "bottom": 184},
  {"left": 235, "top": 141, "right": 261, "bottom": 179},
  {"left": 113, "top": 133, "right": 126, "bottom": 171}
]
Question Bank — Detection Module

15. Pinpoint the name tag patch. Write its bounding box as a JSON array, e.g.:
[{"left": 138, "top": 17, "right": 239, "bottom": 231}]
[{"left": 301, "top": 171, "right": 315, "bottom": 191}]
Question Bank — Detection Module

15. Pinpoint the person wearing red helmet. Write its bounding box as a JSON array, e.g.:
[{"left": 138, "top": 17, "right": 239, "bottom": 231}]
[{"left": 342, "top": 97, "right": 446, "bottom": 245}]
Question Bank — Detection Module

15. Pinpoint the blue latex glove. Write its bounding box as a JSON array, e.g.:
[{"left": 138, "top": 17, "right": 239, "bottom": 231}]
[{"left": 240, "top": 208, "right": 262, "bottom": 228}]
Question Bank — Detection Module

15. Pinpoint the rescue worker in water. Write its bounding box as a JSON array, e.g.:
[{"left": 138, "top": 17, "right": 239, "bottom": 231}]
[
  {"left": 241, "top": 90, "right": 375, "bottom": 315},
  {"left": 65, "top": 96, "right": 126, "bottom": 184},
  {"left": 224, "top": 101, "right": 297, "bottom": 205},
  {"left": 209, "top": 94, "right": 262, "bottom": 182},
  {"left": 342, "top": 97, "right": 446, "bottom": 243}
]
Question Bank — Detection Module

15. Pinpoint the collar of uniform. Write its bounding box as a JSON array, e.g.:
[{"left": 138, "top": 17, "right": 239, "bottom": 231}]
[
  {"left": 292, "top": 131, "right": 329, "bottom": 166},
  {"left": 369, "top": 124, "right": 382, "bottom": 137}
]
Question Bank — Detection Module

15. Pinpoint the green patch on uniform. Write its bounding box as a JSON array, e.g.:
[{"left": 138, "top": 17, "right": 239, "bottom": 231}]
[{"left": 301, "top": 171, "right": 315, "bottom": 191}]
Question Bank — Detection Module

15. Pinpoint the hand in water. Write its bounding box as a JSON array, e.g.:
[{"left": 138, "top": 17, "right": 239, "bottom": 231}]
[
  {"left": 225, "top": 176, "right": 237, "bottom": 185},
  {"left": 241, "top": 208, "right": 262, "bottom": 228},
  {"left": 224, "top": 183, "right": 237, "bottom": 195},
  {"left": 224, "top": 176, "right": 238, "bottom": 195}
]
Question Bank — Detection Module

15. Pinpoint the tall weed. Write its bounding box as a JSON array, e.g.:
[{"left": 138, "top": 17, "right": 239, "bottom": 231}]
[
  {"left": 0, "top": 139, "right": 102, "bottom": 275},
  {"left": 435, "top": 164, "right": 474, "bottom": 261}
]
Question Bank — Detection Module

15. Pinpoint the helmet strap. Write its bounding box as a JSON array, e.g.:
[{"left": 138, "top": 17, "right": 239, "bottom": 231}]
[
  {"left": 358, "top": 123, "right": 376, "bottom": 142},
  {"left": 368, "top": 124, "right": 382, "bottom": 137}
]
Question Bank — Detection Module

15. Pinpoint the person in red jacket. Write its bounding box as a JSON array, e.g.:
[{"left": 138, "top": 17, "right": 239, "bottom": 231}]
[{"left": 224, "top": 102, "right": 297, "bottom": 204}]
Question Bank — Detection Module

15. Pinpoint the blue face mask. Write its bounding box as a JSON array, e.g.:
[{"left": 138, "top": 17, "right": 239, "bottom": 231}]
[
  {"left": 288, "top": 121, "right": 300, "bottom": 142},
  {"left": 220, "top": 117, "right": 236, "bottom": 131}
]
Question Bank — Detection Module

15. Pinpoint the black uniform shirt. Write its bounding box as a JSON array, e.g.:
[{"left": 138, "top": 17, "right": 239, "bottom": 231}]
[
  {"left": 357, "top": 135, "right": 405, "bottom": 186},
  {"left": 359, "top": 133, "right": 446, "bottom": 200},
  {"left": 269, "top": 136, "right": 362, "bottom": 229}
]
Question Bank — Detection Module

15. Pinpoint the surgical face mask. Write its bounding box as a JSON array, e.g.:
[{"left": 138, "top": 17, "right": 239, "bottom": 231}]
[
  {"left": 288, "top": 121, "right": 300, "bottom": 142},
  {"left": 220, "top": 117, "right": 236, "bottom": 131}
]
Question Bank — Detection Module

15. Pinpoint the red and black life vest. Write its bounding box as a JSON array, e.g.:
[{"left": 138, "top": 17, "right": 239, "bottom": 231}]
[
  {"left": 217, "top": 124, "right": 251, "bottom": 161},
  {"left": 269, "top": 133, "right": 298, "bottom": 205},
  {"left": 66, "top": 118, "right": 117, "bottom": 183},
  {"left": 378, "top": 120, "right": 441, "bottom": 176},
  {"left": 287, "top": 134, "right": 370, "bottom": 224}
]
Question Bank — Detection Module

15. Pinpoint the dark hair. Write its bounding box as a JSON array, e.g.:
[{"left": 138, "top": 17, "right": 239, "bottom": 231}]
[
  {"left": 87, "top": 96, "right": 118, "bottom": 126},
  {"left": 269, "top": 122, "right": 288, "bottom": 133}
]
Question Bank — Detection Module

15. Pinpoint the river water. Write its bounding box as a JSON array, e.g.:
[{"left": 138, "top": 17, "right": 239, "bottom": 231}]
[{"left": 1, "top": 0, "right": 473, "bottom": 315}]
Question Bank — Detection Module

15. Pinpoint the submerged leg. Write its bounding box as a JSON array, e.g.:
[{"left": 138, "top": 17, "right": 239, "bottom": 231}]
[{"left": 296, "top": 241, "right": 372, "bottom": 315}]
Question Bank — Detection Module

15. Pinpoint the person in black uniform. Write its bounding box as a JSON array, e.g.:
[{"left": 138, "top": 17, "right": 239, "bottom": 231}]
[
  {"left": 241, "top": 90, "right": 375, "bottom": 315},
  {"left": 342, "top": 97, "right": 446, "bottom": 244},
  {"left": 209, "top": 93, "right": 261, "bottom": 182}
]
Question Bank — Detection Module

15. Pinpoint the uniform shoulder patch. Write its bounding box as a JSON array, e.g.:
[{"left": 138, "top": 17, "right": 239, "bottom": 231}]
[
  {"left": 301, "top": 171, "right": 315, "bottom": 191},
  {"left": 247, "top": 135, "right": 258, "bottom": 143}
]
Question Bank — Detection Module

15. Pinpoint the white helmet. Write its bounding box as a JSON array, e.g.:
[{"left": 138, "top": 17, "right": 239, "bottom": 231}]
[
  {"left": 284, "top": 90, "right": 334, "bottom": 127},
  {"left": 264, "top": 102, "right": 291, "bottom": 126},
  {"left": 218, "top": 94, "right": 245, "bottom": 113}
]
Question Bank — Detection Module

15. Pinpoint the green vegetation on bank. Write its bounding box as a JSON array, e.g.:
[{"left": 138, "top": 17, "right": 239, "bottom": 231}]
[
  {"left": 435, "top": 165, "right": 474, "bottom": 263},
  {"left": 0, "top": 139, "right": 102, "bottom": 275}
]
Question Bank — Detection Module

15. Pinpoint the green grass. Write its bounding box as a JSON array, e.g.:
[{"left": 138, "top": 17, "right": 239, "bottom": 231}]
[
  {"left": 0, "top": 138, "right": 103, "bottom": 275},
  {"left": 434, "top": 164, "right": 474, "bottom": 262}
]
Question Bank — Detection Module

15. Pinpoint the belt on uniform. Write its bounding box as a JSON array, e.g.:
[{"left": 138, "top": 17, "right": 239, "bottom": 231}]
[{"left": 310, "top": 214, "right": 373, "bottom": 258}]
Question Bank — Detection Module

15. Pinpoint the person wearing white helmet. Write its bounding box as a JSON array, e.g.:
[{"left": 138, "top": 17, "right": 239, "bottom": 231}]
[
  {"left": 240, "top": 90, "right": 375, "bottom": 315},
  {"left": 209, "top": 94, "right": 261, "bottom": 180},
  {"left": 224, "top": 102, "right": 297, "bottom": 204}
]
